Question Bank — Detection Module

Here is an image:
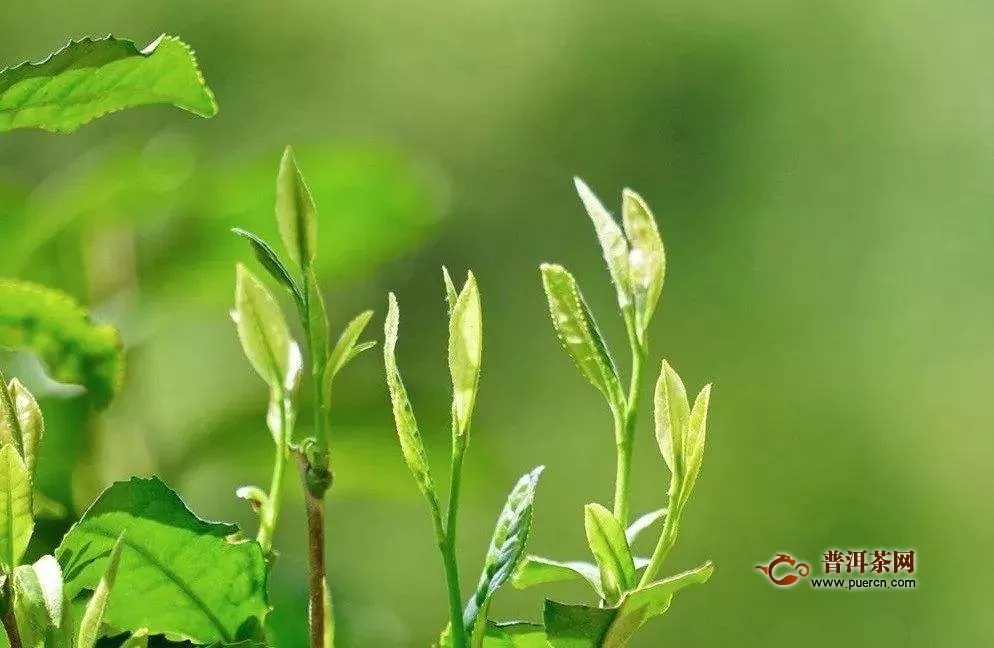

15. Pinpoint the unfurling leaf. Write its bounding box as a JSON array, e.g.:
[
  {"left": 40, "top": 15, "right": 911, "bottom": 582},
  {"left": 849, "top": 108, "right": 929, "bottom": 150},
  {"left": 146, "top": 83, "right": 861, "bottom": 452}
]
[
  {"left": 654, "top": 359, "right": 690, "bottom": 489},
  {"left": 574, "top": 178, "right": 632, "bottom": 310},
  {"left": 464, "top": 466, "right": 545, "bottom": 634},
  {"left": 13, "top": 555, "right": 63, "bottom": 648},
  {"left": 584, "top": 503, "right": 637, "bottom": 605},
  {"left": 75, "top": 533, "right": 125, "bottom": 648},
  {"left": 235, "top": 486, "right": 270, "bottom": 514},
  {"left": 625, "top": 508, "right": 667, "bottom": 546},
  {"left": 512, "top": 555, "right": 603, "bottom": 597},
  {"left": 679, "top": 384, "right": 712, "bottom": 508},
  {"left": 0, "top": 35, "right": 217, "bottom": 133},
  {"left": 56, "top": 477, "right": 268, "bottom": 644},
  {"left": 0, "top": 444, "right": 33, "bottom": 569},
  {"left": 4, "top": 379, "right": 43, "bottom": 478},
  {"left": 233, "top": 264, "right": 293, "bottom": 391},
  {"left": 0, "top": 280, "right": 123, "bottom": 409},
  {"left": 621, "top": 189, "right": 665, "bottom": 339},
  {"left": 540, "top": 264, "right": 623, "bottom": 408},
  {"left": 324, "top": 310, "right": 376, "bottom": 401},
  {"left": 448, "top": 271, "right": 482, "bottom": 437},
  {"left": 383, "top": 293, "right": 438, "bottom": 506},
  {"left": 276, "top": 146, "right": 318, "bottom": 270},
  {"left": 231, "top": 228, "right": 304, "bottom": 309}
]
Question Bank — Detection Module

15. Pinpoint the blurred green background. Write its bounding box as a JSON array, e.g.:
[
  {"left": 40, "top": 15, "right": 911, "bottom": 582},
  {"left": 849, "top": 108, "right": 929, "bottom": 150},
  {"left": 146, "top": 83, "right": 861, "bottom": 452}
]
[{"left": 1, "top": 0, "right": 988, "bottom": 645}]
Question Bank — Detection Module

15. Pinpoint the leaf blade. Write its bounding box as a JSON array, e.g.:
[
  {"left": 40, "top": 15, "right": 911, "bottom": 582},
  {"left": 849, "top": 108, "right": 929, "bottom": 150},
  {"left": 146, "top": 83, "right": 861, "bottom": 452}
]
[
  {"left": 233, "top": 264, "right": 293, "bottom": 391},
  {"left": 512, "top": 555, "right": 602, "bottom": 597},
  {"left": 75, "top": 533, "right": 125, "bottom": 648},
  {"left": 583, "top": 503, "right": 637, "bottom": 604},
  {"left": 275, "top": 146, "right": 318, "bottom": 269},
  {"left": 231, "top": 228, "right": 304, "bottom": 309},
  {"left": 574, "top": 178, "right": 632, "bottom": 310},
  {"left": 0, "top": 444, "right": 33, "bottom": 569},
  {"left": 654, "top": 360, "right": 690, "bottom": 489},
  {"left": 449, "top": 272, "right": 483, "bottom": 437},
  {"left": 621, "top": 189, "right": 665, "bottom": 338}
]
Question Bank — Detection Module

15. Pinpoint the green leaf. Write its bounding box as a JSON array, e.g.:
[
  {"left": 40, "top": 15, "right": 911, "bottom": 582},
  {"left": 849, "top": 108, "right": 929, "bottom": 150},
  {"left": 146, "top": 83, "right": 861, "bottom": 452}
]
[
  {"left": 32, "top": 492, "right": 67, "bottom": 520},
  {"left": 0, "top": 280, "right": 124, "bottom": 409},
  {"left": 512, "top": 555, "right": 602, "bottom": 597},
  {"left": 679, "top": 385, "right": 712, "bottom": 508},
  {"left": 304, "top": 268, "right": 330, "bottom": 376},
  {"left": 275, "top": 146, "right": 318, "bottom": 269},
  {"left": 231, "top": 228, "right": 304, "bottom": 310},
  {"left": 448, "top": 271, "right": 483, "bottom": 437},
  {"left": 120, "top": 630, "right": 149, "bottom": 648},
  {"left": 56, "top": 477, "right": 268, "bottom": 644},
  {"left": 383, "top": 293, "right": 438, "bottom": 506},
  {"left": 12, "top": 555, "right": 63, "bottom": 648},
  {"left": 3, "top": 380, "right": 43, "bottom": 479},
  {"left": 625, "top": 509, "right": 666, "bottom": 546},
  {"left": 574, "top": 178, "right": 631, "bottom": 311},
  {"left": 621, "top": 189, "right": 665, "bottom": 339},
  {"left": 0, "top": 35, "right": 217, "bottom": 134},
  {"left": 323, "top": 310, "right": 375, "bottom": 401},
  {"left": 654, "top": 360, "right": 690, "bottom": 492},
  {"left": 540, "top": 264, "right": 623, "bottom": 408},
  {"left": 480, "top": 621, "right": 549, "bottom": 647},
  {"left": 233, "top": 264, "right": 294, "bottom": 391},
  {"left": 464, "top": 466, "right": 545, "bottom": 633},
  {"left": 0, "top": 444, "right": 33, "bottom": 569},
  {"left": 75, "top": 533, "right": 125, "bottom": 648},
  {"left": 544, "top": 561, "right": 714, "bottom": 648},
  {"left": 442, "top": 267, "right": 459, "bottom": 314},
  {"left": 583, "top": 504, "right": 636, "bottom": 605}
]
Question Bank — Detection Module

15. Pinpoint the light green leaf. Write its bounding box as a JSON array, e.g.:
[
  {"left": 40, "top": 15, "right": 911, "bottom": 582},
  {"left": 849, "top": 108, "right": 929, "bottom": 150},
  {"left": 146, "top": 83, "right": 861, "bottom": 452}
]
[
  {"left": 0, "top": 35, "right": 217, "bottom": 134},
  {"left": 540, "top": 264, "right": 623, "bottom": 408},
  {"left": 584, "top": 504, "right": 636, "bottom": 605},
  {"left": 480, "top": 621, "right": 548, "bottom": 647},
  {"left": 4, "top": 380, "right": 43, "bottom": 479},
  {"left": 621, "top": 189, "right": 665, "bottom": 339},
  {"left": 442, "top": 266, "right": 459, "bottom": 314},
  {"left": 32, "top": 491, "right": 67, "bottom": 520},
  {"left": 120, "top": 630, "right": 149, "bottom": 648},
  {"left": 574, "top": 178, "right": 631, "bottom": 310},
  {"left": 0, "top": 444, "right": 33, "bottom": 569},
  {"left": 625, "top": 509, "right": 666, "bottom": 546},
  {"left": 680, "top": 385, "right": 712, "bottom": 508},
  {"left": 449, "top": 271, "right": 483, "bottom": 437},
  {"left": 233, "top": 264, "right": 293, "bottom": 391},
  {"left": 231, "top": 228, "right": 304, "bottom": 310},
  {"left": 323, "top": 310, "right": 375, "bottom": 400},
  {"left": 544, "top": 561, "right": 714, "bottom": 648},
  {"left": 464, "top": 466, "right": 545, "bottom": 634},
  {"left": 75, "top": 533, "right": 125, "bottom": 648},
  {"left": 654, "top": 360, "right": 690, "bottom": 490},
  {"left": 0, "top": 280, "right": 124, "bottom": 409},
  {"left": 512, "top": 555, "right": 602, "bottom": 597},
  {"left": 383, "top": 293, "right": 438, "bottom": 506},
  {"left": 276, "top": 146, "right": 318, "bottom": 269},
  {"left": 13, "top": 555, "right": 63, "bottom": 648},
  {"left": 56, "top": 477, "right": 268, "bottom": 644}
]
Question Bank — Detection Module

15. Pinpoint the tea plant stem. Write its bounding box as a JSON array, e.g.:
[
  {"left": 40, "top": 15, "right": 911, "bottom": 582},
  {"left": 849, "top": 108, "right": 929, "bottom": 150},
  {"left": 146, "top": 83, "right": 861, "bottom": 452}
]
[
  {"left": 639, "top": 514, "right": 678, "bottom": 588},
  {"left": 612, "top": 318, "right": 646, "bottom": 526},
  {"left": 441, "top": 436, "right": 469, "bottom": 648},
  {"left": 295, "top": 449, "right": 327, "bottom": 648},
  {"left": 1, "top": 579, "right": 22, "bottom": 648},
  {"left": 257, "top": 393, "right": 291, "bottom": 554}
]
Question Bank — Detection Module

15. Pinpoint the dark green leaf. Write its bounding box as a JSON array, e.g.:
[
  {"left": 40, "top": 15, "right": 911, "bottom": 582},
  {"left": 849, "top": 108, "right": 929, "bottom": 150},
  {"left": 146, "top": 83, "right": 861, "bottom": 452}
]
[
  {"left": 0, "top": 280, "right": 123, "bottom": 409},
  {"left": 231, "top": 228, "right": 304, "bottom": 309},
  {"left": 56, "top": 477, "right": 268, "bottom": 644},
  {"left": 0, "top": 35, "right": 217, "bottom": 133}
]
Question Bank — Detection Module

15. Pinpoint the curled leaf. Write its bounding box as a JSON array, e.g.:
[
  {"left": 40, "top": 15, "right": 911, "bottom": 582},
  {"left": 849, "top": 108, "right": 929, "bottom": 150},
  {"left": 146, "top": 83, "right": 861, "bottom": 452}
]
[
  {"left": 448, "top": 272, "right": 482, "bottom": 437},
  {"left": 0, "top": 279, "right": 123, "bottom": 409},
  {"left": 231, "top": 228, "right": 304, "bottom": 309},
  {"left": 680, "top": 385, "right": 712, "bottom": 508},
  {"left": 0, "top": 35, "right": 217, "bottom": 134},
  {"left": 621, "top": 189, "right": 665, "bottom": 339}
]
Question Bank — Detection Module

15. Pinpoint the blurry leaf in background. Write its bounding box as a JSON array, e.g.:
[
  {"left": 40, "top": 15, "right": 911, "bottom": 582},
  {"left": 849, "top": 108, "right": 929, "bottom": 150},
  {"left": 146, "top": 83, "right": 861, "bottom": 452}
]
[
  {"left": 0, "top": 280, "right": 123, "bottom": 409},
  {"left": 0, "top": 35, "right": 216, "bottom": 134}
]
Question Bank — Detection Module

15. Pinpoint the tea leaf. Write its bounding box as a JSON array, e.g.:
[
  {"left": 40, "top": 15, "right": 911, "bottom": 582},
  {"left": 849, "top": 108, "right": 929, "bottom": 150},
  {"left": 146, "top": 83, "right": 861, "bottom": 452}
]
[
  {"left": 442, "top": 267, "right": 459, "bottom": 314},
  {"left": 383, "top": 293, "right": 438, "bottom": 505},
  {"left": 621, "top": 189, "right": 665, "bottom": 339},
  {"left": 324, "top": 310, "right": 375, "bottom": 400},
  {"left": 0, "top": 35, "right": 217, "bottom": 133},
  {"left": 75, "top": 533, "right": 125, "bottom": 648},
  {"left": 4, "top": 380, "right": 43, "bottom": 479},
  {"left": 583, "top": 503, "right": 636, "bottom": 605},
  {"left": 625, "top": 509, "right": 667, "bottom": 546},
  {"left": 512, "top": 555, "right": 602, "bottom": 597},
  {"left": 276, "top": 146, "right": 318, "bottom": 270},
  {"left": 540, "top": 264, "right": 623, "bottom": 408},
  {"left": 231, "top": 228, "right": 304, "bottom": 310},
  {"left": 448, "top": 272, "right": 482, "bottom": 437},
  {"left": 680, "top": 385, "right": 712, "bottom": 508},
  {"left": 56, "top": 477, "right": 268, "bottom": 644},
  {"left": 0, "top": 280, "right": 123, "bottom": 409},
  {"left": 12, "top": 555, "right": 63, "bottom": 648},
  {"left": 120, "top": 630, "right": 149, "bottom": 648},
  {"left": 233, "top": 264, "right": 293, "bottom": 391},
  {"left": 543, "top": 600, "right": 615, "bottom": 648},
  {"left": 464, "top": 466, "right": 545, "bottom": 634},
  {"left": 574, "top": 178, "right": 631, "bottom": 310},
  {"left": 0, "top": 444, "right": 33, "bottom": 569},
  {"left": 654, "top": 360, "right": 689, "bottom": 488}
]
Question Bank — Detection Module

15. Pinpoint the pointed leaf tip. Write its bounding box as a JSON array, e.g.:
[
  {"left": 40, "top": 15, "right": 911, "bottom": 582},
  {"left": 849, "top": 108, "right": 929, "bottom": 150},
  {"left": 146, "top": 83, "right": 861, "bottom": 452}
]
[{"left": 276, "top": 146, "right": 318, "bottom": 269}]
